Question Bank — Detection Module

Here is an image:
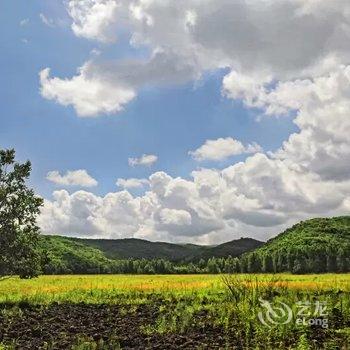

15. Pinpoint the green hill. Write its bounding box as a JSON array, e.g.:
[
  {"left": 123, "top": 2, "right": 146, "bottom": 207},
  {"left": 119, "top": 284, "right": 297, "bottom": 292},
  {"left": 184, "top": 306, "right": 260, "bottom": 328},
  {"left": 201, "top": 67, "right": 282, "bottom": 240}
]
[
  {"left": 39, "top": 235, "right": 263, "bottom": 274},
  {"left": 40, "top": 236, "right": 114, "bottom": 274},
  {"left": 240, "top": 216, "right": 350, "bottom": 273},
  {"left": 68, "top": 237, "right": 203, "bottom": 261},
  {"left": 195, "top": 238, "right": 263, "bottom": 261},
  {"left": 39, "top": 216, "right": 350, "bottom": 275}
]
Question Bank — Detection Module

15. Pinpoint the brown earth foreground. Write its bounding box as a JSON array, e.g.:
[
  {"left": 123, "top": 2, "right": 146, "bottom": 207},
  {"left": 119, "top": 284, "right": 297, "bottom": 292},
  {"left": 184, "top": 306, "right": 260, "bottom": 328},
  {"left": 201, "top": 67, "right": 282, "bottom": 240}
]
[{"left": 0, "top": 302, "right": 235, "bottom": 349}]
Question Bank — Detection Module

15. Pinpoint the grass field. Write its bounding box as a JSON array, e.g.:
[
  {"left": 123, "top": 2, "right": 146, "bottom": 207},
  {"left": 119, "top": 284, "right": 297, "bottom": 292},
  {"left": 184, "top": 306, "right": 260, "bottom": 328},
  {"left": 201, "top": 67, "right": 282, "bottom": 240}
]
[{"left": 1, "top": 274, "right": 350, "bottom": 349}]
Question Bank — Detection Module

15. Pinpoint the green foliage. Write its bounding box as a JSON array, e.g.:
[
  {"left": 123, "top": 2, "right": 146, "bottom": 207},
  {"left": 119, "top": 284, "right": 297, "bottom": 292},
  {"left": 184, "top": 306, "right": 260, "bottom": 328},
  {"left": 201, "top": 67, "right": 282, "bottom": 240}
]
[
  {"left": 59, "top": 236, "right": 262, "bottom": 262},
  {"left": 39, "top": 216, "right": 350, "bottom": 275},
  {"left": 75, "top": 237, "right": 201, "bottom": 261},
  {"left": 0, "top": 149, "right": 43, "bottom": 278},
  {"left": 296, "top": 334, "right": 311, "bottom": 350},
  {"left": 40, "top": 236, "right": 114, "bottom": 274},
  {"left": 241, "top": 216, "right": 350, "bottom": 274},
  {"left": 38, "top": 235, "right": 261, "bottom": 274},
  {"left": 194, "top": 237, "right": 263, "bottom": 260}
]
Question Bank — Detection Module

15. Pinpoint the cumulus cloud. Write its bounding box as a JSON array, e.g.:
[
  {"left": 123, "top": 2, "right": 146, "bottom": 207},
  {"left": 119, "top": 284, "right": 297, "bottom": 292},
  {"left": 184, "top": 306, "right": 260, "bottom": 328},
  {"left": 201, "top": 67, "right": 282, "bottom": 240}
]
[
  {"left": 46, "top": 170, "right": 98, "bottom": 187},
  {"left": 116, "top": 178, "right": 149, "bottom": 189},
  {"left": 40, "top": 161, "right": 350, "bottom": 242},
  {"left": 159, "top": 208, "right": 192, "bottom": 226},
  {"left": 39, "top": 0, "right": 350, "bottom": 116},
  {"left": 40, "top": 171, "right": 225, "bottom": 241},
  {"left": 128, "top": 154, "right": 158, "bottom": 167},
  {"left": 39, "top": 189, "right": 142, "bottom": 238},
  {"left": 38, "top": 0, "right": 350, "bottom": 243},
  {"left": 39, "top": 66, "right": 136, "bottom": 117},
  {"left": 40, "top": 48, "right": 200, "bottom": 117},
  {"left": 189, "top": 137, "right": 262, "bottom": 161},
  {"left": 223, "top": 65, "right": 350, "bottom": 182},
  {"left": 68, "top": 0, "right": 120, "bottom": 42}
]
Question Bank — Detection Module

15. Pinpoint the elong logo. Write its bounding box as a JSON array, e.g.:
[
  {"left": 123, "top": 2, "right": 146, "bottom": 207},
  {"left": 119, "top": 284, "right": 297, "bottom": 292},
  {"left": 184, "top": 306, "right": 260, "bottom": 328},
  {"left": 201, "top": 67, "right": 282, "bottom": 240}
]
[{"left": 258, "top": 298, "right": 328, "bottom": 328}]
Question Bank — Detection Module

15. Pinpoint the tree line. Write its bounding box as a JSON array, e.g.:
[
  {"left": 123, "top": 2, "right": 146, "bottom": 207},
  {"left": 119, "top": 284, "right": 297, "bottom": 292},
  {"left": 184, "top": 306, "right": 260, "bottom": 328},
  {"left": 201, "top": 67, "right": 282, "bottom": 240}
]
[{"left": 40, "top": 249, "right": 350, "bottom": 275}]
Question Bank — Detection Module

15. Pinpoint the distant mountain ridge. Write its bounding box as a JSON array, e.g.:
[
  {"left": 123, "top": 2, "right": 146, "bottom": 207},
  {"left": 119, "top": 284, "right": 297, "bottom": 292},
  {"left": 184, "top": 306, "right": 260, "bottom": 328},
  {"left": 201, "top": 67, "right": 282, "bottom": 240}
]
[
  {"left": 39, "top": 216, "right": 350, "bottom": 274},
  {"left": 41, "top": 235, "right": 263, "bottom": 263}
]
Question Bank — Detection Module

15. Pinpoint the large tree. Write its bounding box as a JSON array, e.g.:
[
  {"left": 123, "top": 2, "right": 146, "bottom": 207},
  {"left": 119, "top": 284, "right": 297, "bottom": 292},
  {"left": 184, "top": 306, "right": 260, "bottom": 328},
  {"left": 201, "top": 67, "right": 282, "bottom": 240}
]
[{"left": 0, "top": 149, "right": 43, "bottom": 279}]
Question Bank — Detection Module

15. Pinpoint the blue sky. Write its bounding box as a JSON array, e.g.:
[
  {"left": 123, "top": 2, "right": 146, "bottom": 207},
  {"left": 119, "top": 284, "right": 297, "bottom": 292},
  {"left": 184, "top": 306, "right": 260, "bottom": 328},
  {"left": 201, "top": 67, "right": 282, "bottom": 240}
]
[
  {"left": 3, "top": 0, "right": 347, "bottom": 244},
  {"left": 0, "top": 0, "right": 297, "bottom": 199}
]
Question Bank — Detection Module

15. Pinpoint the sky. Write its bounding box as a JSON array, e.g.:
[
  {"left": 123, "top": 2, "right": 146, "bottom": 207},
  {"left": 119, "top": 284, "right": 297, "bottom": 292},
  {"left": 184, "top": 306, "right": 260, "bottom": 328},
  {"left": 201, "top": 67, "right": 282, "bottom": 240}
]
[{"left": 1, "top": 0, "right": 350, "bottom": 244}]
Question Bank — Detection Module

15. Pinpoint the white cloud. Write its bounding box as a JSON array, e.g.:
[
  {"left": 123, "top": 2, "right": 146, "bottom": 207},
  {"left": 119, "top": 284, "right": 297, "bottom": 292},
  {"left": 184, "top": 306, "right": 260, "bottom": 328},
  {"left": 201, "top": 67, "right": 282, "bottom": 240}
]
[
  {"left": 159, "top": 208, "right": 192, "bottom": 226},
  {"left": 128, "top": 154, "right": 158, "bottom": 167},
  {"left": 68, "top": 0, "right": 120, "bottom": 43},
  {"left": 20, "top": 19, "right": 29, "bottom": 27},
  {"left": 223, "top": 65, "right": 350, "bottom": 182},
  {"left": 40, "top": 161, "right": 350, "bottom": 242},
  {"left": 40, "top": 48, "right": 200, "bottom": 117},
  {"left": 39, "top": 190, "right": 142, "bottom": 238},
  {"left": 38, "top": 0, "right": 350, "bottom": 243},
  {"left": 39, "top": 66, "right": 136, "bottom": 117},
  {"left": 39, "top": 13, "right": 55, "bottom": 28},
  {"left": 41, "top": 0, "right": 350, "bottom": 117},
  {"left": 189, "top": 137, "right": 262, "bottom": 161},
  {"left": 116, "top": 178, "right": 149, "bottom": 189},
  {"left": 39, "top": 0, "right": 350, "bottom": 117},
  {"left": 40, "top": 171, "right": 225, "bottom": 241},
  {"left": 221, "top": 153, "right": 344, "bottom": 220},
  {"left": 46, "top": 170, "right": 98, "bottom": 187}
]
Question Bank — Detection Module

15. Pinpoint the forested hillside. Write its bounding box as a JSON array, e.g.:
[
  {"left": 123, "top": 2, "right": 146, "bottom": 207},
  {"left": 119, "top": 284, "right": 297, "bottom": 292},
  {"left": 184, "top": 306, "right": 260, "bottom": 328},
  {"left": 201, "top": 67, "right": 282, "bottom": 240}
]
[
  {"left": 40, "top": 236, "right": 114, "bottom": 274},
  {"left": 67, "top": 237, "right": 203, "bottom": 261},
  {"left": 39, "top": 216, "right": 350, "bottom": 274},
  {"left": 39, "top": 235, "right": 262, "bottom": 274},
  {"left": 239, "top": 216, "right": 350, "bottom": 273}
]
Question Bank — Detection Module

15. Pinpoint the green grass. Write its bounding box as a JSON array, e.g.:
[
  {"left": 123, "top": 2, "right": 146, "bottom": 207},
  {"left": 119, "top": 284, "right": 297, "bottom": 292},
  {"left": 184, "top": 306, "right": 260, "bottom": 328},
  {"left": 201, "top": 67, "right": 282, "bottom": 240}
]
[
  {"left": 1, "top": 273, "right": 350, "bottom": 304},
  {"left": 1, "top": 274, "right": 350, "bottom": 349}
]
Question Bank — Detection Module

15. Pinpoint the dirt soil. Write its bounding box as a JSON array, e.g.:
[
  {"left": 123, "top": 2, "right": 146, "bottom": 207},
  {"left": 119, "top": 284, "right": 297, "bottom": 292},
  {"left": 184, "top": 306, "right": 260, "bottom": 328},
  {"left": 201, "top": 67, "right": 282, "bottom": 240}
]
[{"left": 0, "top": 302, "right": 234, "bottom": 349}]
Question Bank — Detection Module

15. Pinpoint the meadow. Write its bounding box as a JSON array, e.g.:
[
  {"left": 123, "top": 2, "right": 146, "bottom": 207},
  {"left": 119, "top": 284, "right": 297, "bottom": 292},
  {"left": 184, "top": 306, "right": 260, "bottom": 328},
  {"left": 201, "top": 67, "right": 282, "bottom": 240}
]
[{"left": 0, "top": 274, "right": 350, "bottom": 349}]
